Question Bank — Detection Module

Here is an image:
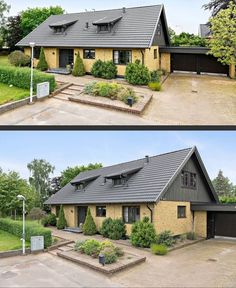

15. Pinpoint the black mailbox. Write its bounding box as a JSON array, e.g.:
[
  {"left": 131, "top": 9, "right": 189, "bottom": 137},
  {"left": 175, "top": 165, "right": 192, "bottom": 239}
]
[
  {"left": 99, "top": 254, "right": 105, "bottom": 266},
  {"left": 127, "top": 97, "right": 133, "bottom": 107}
]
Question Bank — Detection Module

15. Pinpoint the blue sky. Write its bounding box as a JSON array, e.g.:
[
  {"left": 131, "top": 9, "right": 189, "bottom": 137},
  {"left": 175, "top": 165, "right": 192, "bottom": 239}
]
[
  {"left": 5, "top": 0, "right": 211, "bottom": 34},
  {"left": 0, "top": 131, "right": 236, "bottom": 184}
]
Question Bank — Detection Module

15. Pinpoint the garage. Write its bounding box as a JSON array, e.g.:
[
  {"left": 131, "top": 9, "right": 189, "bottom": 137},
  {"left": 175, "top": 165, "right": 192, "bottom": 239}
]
[{"left": 160, "top": 47, "right": 229, "bottom": 76}]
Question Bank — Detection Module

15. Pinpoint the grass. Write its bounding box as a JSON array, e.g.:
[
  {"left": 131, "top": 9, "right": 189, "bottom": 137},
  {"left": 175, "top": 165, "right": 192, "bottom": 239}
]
[
  {"left": 0, "top": 230, "right": 30, "bottom": 252},
  {"left": 0, "top": 83, "right": 29, "bottom": 105},
  {"left": 0, "top": 55, "right": 11, "bottom": 66}
]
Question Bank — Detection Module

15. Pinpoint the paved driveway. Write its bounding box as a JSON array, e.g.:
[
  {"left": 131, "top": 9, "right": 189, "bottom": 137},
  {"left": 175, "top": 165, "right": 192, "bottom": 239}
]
[
  {"left": 1, "top": 238, "right": 236, "bottom": 287},
  {"left": 0, "top": 73, "right": 235, "bottom": 125}
]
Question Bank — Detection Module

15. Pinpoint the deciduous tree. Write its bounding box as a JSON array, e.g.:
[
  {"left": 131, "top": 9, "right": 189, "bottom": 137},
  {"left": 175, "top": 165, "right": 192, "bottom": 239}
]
[
  {"left": 212, "top": 170, "right": 234, "bottom": 196},
  {"left": 203, "top": 0, "right": 234, "bottom": 16}
]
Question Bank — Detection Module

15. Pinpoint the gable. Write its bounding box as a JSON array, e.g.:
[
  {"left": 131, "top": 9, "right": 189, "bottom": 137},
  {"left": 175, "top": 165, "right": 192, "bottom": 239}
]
[
  {"left": 152, "top": 8, "right": 170, "bottom": 46},
  {"left": 162, "top": 153, "right": 216, "bottom": 203}
]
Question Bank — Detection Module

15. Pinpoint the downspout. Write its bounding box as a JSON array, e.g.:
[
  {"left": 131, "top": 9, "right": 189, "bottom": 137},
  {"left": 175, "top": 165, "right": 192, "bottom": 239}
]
[
  {"left": 147, "top": 203, "right": 154, "bottom": 223},
  {"left": 140, "top": 50, "right": 145, "bottom": 65}
]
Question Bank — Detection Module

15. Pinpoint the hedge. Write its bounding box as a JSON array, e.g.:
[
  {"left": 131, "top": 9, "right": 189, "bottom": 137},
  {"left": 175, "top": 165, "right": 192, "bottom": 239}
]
[
  {"left": 0, "top": 66, "right": 56, "bottom": 93},
  {"left": 0, "top": 218, "right": 52, "bottom": 248}
]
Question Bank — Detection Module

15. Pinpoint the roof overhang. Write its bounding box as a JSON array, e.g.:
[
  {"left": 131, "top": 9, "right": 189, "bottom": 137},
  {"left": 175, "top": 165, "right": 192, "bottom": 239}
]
[
  {"left": 105, "top": 166, "right": 143, "bottom": 179},
  {"left": 191, "top": 203, "right": 236, "bottom": 212},
  {"left": 93, "top": 15, "right": 123, "bottom": 26},
  {"left": 159, "top": 46, "right": 210, "bottom": 54},
  {"left": 49, "top": 19, "right": 78, "bottom": 29},
  {"left": 70, "top": 175, "right": 100, "bottom": 185}
]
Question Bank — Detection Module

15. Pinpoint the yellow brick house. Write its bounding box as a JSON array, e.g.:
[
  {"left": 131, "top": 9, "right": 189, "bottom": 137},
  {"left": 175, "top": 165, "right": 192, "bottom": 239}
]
[{"left": 45, "top": 147, "right": 222, "bottom": 239}]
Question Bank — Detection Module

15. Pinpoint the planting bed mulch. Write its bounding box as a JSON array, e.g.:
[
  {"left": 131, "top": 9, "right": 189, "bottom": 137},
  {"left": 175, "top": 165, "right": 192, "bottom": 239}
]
[
  {"left": 57, "top": 249, "right": 146, "bottom": 275},
  {"left": 168, "top": 237, "right": 205, "bottom": 252}
]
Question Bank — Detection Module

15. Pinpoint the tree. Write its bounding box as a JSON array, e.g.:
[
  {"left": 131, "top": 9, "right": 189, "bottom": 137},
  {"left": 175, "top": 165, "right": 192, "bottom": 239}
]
[
  {"left": 37, "top": 47, "right": 49, "bottom": 71},
  {"left": 212, "top": 170, "right": 234, "bottom": 196},
  {"left": 0, "top": 0, "right": 10, "bottom": 25},
  {"left": 27, "top": 159, "right": 55, "bottom": 207},
  {"left": 27, "top": 207, "right": 46, "bottom": 223},
  {"left": 72, "top": 52, "right": 85, "bottom": 76},
  {"left": 171, "top": 32, "right": 207, "bottom": 47},
  {"left": 207, "top": 1, "right": 236, "bottom": 66},
  {"left": 168, "top": 27, "right": 176, "bottom": 43},
  {"left": 60, "top": 163, "right": 103, "bottom": 187},
  {"left": 3, "top": 15, "right": 23, "bottom": 51},
  {"left": 57, "top": 205, "right": 67, "bottom": 229},
  {"left": 20, "top": 6, "right": 64, "bottom": 37},
  {"left": 203, "top": 0, "right": 233, "bottom": 16},
  {"left": 83, "top": 208, "right": 97, "bottom": 235}
]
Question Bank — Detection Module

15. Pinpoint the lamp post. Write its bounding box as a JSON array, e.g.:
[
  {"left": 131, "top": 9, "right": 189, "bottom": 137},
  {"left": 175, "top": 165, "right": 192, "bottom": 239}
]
[
  {"left": 29, "top": 42, "right": 35, "bottom": 104},
  {"left": 17, "top": 195, "right": 26, "bottom": 255}
]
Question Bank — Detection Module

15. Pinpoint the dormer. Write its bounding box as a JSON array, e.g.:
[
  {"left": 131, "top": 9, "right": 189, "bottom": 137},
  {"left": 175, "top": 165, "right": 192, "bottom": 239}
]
[
  {"left": 49, "top": 19, "right": 78, "bottom": 34},
  {"left": 92, "top": 15, "right": 123, "bottom": 33},
  {"left": 71, "top": 174, "right": 99, "bottom": 190}
]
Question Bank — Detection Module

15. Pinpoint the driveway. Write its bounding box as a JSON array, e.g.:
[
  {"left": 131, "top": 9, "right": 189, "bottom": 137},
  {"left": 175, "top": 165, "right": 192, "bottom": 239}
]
[
  {"left": 0, "top": 238, "right": 236, "bottom": 287},
  {"left": 0, "top": 73, "right": 235, "bottom": 125}
]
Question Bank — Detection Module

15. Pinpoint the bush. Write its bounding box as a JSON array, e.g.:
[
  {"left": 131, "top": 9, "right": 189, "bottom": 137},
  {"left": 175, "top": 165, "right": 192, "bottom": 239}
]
[
  {"left": 100, "top": 240, "right": 115, "bottom": 251},
  {"left": 72, "top": 52, "right": 85, "bottom": 76},
  {"left": 83, "top": 208, "right": 97, "bottom": 235},
  {"left": 100, "top": 247, "right": 118, "bottom": 264},
  {"left": 74, "top": 240, "right": 86, "bottom": 252},
  {"left": 0, "top": 66, "right": 56, "bottom": 93},
  {"left": 56, "top": 205, "right": 67, "bottom": 230},
  {"left": 0, "top": 218, "right": 52, "bottom": 248},
  {"left": 81, "top": 239, "right": 101, "bottom": 257},
  {"left": 8, "top": 51, "right": 31, "bottom": 67},
  {"left": 186, "top": 232, "right": 197, "bottom": 240},
  {"left": 151, "top": 244, "right": 168, "bottom": 255},
  {"left": 156, "top": 231, "right": 176, "bottom": 247},
  {"left": 36, "top": 48, "right": 48, "bottom": 71},
  {"left": 150, "top": 70, "right": 161, "bottom": 82},
  {"left": 130, "top": 217, "right": 156, "bottom": 248},
  {"left": 114, "top": 246, "right": 124, "bottom": 257},
  {"left": 148, "top": 82, "right": 162, "bottom": 91},
  {"left": 91, "top": 60, "right": 117, "bottom": 79},
  {"left": 42, "top": 213, "right": 57, "bottom": 227},
  {"left": 125, "top": 60, "right": 150, "bottom": 85},
  {"left": 100, "top": 218, "right": 126, "bottom": 240},
  {"left": 27, "top": 207, "right": 46, "bottom": 222}
]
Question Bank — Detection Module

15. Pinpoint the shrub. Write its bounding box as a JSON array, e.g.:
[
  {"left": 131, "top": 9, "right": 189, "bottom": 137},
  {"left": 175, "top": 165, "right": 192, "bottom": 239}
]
[
  {"left": 56, "top": 205, "right": 67, "bottom": 230},
  {"left": 91, "top": 60, "right": 117, "bottom": 79},
  {"left": 27, "top": 207, "right": 46, "bottom": 222},
  {"left": 36, "top": 48, "right": 48, "bottom": 71},
  {"left": 74, "top": 240, "right": 86, "bottom": 252},
  {"left": 72, "top": 52, "right": 85, "bottom": 76},
  {"left": 148, "top": 82, "right": 162, "bottom": 91},
  {"left": 100, "top": 240, "right": 115, "bottom": 251},
  {"left": 83, "top": 208, "right": 97, "bottom": 235},
  {"left": 100, "top": 247, "right": 118, "bottom": 264},
  {"left": 130, "top": 217, "right": 156, "bottom": 248},
  {"left": 150, "top": 70, "right": 161, "bottom": 82},
  {"left": 114, "top": 246, "right": 124, "bottom": 257},
  {"left": 42, "top": 213, "right": 57, "bottom": 227},
  {"left": 100, "top": 218, "right": 126, "bottom": 240},
  {"left": 151, "top": 244, "right": 168, "bottom": 255},
  {"left": 125, "top": 60, "right": 150, "bottom": 85},
  {"left": 156, "top": 231, "right": 176, "bottom": 247},
  {"left": 0, "top": 218, "right": 52, "bottom": 248},
  {"left": 0, "top": 66, "right": 56, "bottom": 93},
  {"left": 82, "top": 239, "right": 101, "bottom": 257},
  {"left": 186, "top": 232, "right": 197, "bottom": 240},
  {"left": 8, "top": 50, "right": 31, "bottom": 67}
]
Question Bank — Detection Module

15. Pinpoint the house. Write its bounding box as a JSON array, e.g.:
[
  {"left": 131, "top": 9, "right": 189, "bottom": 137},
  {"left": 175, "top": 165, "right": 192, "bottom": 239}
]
[
  {"left": 199, "top": 24, "right": 212, "bottom": 39},
  {"left": 45, "top": 146, "right": 236, "bottom": 239},
  {"left": 16, "top": 5, "right": 170, "bottom": 76}
]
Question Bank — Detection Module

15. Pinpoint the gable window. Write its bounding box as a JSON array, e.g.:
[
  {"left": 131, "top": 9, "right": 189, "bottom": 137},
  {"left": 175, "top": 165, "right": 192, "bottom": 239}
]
[
  {"left": 96, "top": 206, "right": 106, "bottom": 217},
  {"left": 157, "top": 23, "right": 162, "bottom": 36},
  {"left": 123, "top": 206, "right": 140, "bottom": 224},
  {"left": 154, "top": 49, "right": 157, "bottom": 59},
  {"left": 83, "top": 49, "right": 95, "bottom": 59},
  {"left": 113, "top": 50, "right": 132, "bottom": 65},
  {"left": 113, "top": 178, "right": 125, "bottom": 186},
  {"left": 181, "top": 171, "right": 197, "bottom": 189},
  {"left": 178, "top": 206, "right": 186, "bottom": 218}
]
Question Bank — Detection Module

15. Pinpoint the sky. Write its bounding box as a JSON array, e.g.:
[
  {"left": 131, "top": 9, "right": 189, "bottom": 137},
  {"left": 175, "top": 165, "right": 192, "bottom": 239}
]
[
  {"left": 5, "top": 0, "right": 211, "bottom": 34},
  {"left": 0, "top": 131, "right": 236, "bottom": 184}
]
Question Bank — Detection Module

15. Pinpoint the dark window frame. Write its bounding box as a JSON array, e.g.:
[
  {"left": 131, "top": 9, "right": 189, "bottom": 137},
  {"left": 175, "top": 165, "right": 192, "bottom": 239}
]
[
  {"left": 177, "top": 206, "right": 186, "bottom": 219},
  {"left": 83, "top": 49, "right": 96, "bottom": 59},
  {"left": 181, "top": 171, "right": 197, "bottom": 190},
  {"left": 113, "top": 50, "right": 132, "bottom": 65},
  {"left": 154, "top": 49, "right": 158, "bottom": 59},
  {"left": 56, "top": 206, "right": 60, "bottom": 217},
  {"left": 113, "top": 178, "right": 125, "bottom": 187},
  {"left": 96, "top": 206, "right": 106, "bottom": 217},
  {"left": 123, "top": 206, "right": 140, "bottom": 224},
  {"left": 99, "top": 24, "right": 109, "bottom": 32}
]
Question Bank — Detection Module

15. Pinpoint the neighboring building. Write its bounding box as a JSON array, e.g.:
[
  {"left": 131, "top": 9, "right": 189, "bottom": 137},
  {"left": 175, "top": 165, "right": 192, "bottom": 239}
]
[
  {"left": 199, "top": 24, "right": 212, "bottom": 39},
  {"left": 45, "top": 147, "right": 227, "bottom": 238},
  {"left": 16, "top": 5, "right": 170, "bottom": 76}
]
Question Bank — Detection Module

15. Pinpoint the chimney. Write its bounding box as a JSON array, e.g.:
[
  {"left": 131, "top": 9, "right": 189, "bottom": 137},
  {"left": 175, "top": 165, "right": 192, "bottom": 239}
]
[
  {"left": 122, "top": 7, "right": 126, "bottom": 13},
  {"left": 145, "top": 155, "right": 150, "bottom": 163},
  {"left": 85, "top": 22, "right": 89, "bottom": 29}
]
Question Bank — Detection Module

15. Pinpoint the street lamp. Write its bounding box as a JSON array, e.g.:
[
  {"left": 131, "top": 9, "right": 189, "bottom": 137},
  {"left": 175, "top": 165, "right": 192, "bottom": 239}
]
[
  {"left": 29, "top": 42, "right": 35, "bottom": 104},
  {"left": 17, "top": 195, "right": 26, "bottom": 255}
]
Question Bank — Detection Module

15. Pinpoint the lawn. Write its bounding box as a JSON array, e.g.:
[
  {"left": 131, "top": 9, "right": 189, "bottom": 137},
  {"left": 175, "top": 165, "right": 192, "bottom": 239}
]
[
  {"left": 0, "top": 83, "right": 29, "bottom": 105},
  {"left": 0, "top": 230, "right": 30, "bottom": 252},
  {"left": 0, "top": 55, "right": 11, "bottom": 66}
]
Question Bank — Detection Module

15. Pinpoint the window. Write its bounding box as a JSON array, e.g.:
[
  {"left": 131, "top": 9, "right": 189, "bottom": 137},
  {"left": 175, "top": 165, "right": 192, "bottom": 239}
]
[
  {"left": 178, "top": 206, "right": 186, "bottom": 218},
  {"left": 113, "top": 50, "right": 132, "bottom": 65},
  {"left": 54, "top": 27, "right": 65, "bottom": 34},
  {"left": 154, "top": 49, "right": 157, "bottom": 59},
  {"left": 56, "top": 206, "right": 60, "bottom": 217},
  {"left": 99, "top": 24, "right": 109, "bottom": 32},
  {"left": 181, "top": 171, "right": 197, "bottom": 189},
  {"left": 157, "top": 23, "right": 162, "bottom": 36},
  {"left": 123, "top": 206, "right": 140, "bottom": 223},
  {"left": 96, "top": 206, "right": 106, "bottom": 217},
  {"left": 113, "top": 178, "right": 125, "bottom": 186},
  {"left": 83, "top": 49, "right": 95, "bottom": 59}
]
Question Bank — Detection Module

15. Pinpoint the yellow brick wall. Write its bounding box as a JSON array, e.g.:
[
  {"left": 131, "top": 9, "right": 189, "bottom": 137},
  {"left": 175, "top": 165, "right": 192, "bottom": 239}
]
[
  {"left": 194, "top": 211, "right": 207, "bottom": 238},
  {"left": 160, "top": 52, "right": 171, "bottom": 73},
  {"left": 62, "top": 205, "right": 76, "bottom": 227},
  {"left": 229, "top": 64, "right": 236, "bottom": 79},
  {"left": 144, "top": 46, "right": 160, "bottom": 71}
]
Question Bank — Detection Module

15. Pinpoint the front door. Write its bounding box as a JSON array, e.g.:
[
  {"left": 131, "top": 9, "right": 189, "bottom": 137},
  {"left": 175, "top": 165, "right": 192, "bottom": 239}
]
[
  {"left": 59, "top": 49, "right": 74, "bottom": 68},
  {"left": 207, "top": 212, "right": 215, "bottom": 239},
  {"left": 77, "top": 206, "right": 88, "bottom": 226}
]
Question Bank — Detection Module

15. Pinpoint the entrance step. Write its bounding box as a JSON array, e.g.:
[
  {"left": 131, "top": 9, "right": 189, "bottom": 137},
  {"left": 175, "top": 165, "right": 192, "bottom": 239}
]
[{"left": 63, "top": 227, "right": 83, "bottom": 234}]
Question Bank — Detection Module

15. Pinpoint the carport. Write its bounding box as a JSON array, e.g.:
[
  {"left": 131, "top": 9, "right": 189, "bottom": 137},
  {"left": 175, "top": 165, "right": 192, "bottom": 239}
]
[
  {"left": 192, "top": 204, "right": 236, "bottom": 239},
  {"left": 160, "top": 47, "right": 229, "bottom": 76}
]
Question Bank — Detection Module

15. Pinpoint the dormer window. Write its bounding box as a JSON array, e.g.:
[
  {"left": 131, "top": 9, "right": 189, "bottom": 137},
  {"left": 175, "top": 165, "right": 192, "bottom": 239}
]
[
  {"left": 49, "top": 19, "right": 78, "bottom": 34},
  {"left": 99, "top": 24, "right": 109, "bottom": 32},
  {"left": 113, "top": 178, "right": 126, "bottom": 186},
  {"left": 181, "top": 171, "right": 197, "bottom": 189},
  {"left": 54, "top": 27, "right": 65, "bottom": 34},
  {"left": 93, "top": 15, "right": 122, "bottom": 33}
]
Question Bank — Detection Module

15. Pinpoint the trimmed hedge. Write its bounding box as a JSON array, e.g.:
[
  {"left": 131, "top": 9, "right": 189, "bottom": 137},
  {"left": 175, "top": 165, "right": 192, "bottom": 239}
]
[
  {"left": 0, "top": 66, "right": 56, "bottom": 93},
  {"left": 0, "top": 218, "right": 52, "bottom": 248}
]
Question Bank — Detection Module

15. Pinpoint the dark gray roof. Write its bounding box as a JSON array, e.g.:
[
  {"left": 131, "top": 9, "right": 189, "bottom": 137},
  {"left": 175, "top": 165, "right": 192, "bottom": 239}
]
[
  {"left": 17, "top": 5, "right": 166, "bottom": 48},
  {"left": 191, "top": 204, "right": 236, "bottom": 212},
  {"left": 45, "top": 147, "right": 216, "bottom": 205},
  {"left": 199, "top": 24, "right": 212, "bottom": 38},
  {"left": 92, "top": 15, "right": 123, "bottom": 25},
  {"left": 159, "top": 47, "right": 210, "bottom": 54},
  {"left": 49, "top": 19, "right": 78, "bottom": 28}
]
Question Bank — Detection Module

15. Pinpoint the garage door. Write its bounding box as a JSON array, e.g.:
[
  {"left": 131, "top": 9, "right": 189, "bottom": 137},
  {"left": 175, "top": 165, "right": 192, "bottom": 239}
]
[
  {"left": 171, "top": 53, "right": 228, "bottom": 75},
  {"left": 207, "top": 212, "right": 236, "bottom": 238}
]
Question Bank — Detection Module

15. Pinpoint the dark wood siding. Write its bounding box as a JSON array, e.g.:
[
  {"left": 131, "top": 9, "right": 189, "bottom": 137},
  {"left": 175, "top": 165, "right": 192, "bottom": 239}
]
[
  {"left": 163, "top": 154, "right": 214, "bottom": 203},
  {"left": 152, "top": 17, "right": 167, "bottom": 46}
]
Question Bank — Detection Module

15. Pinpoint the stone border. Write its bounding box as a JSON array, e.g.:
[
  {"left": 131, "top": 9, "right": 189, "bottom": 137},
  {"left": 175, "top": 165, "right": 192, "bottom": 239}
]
[
  {"left": 168, "top": 238, "right": 206, "bottom": 252},
  {"left": 46, "top": 240, "right": 74, "bottom": 252},
  {"left": 0, "top": 248, "right": 31, "bottom": 258},
  {"left": 57, "top": 250, "right": 146, "bottom": 275}
]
